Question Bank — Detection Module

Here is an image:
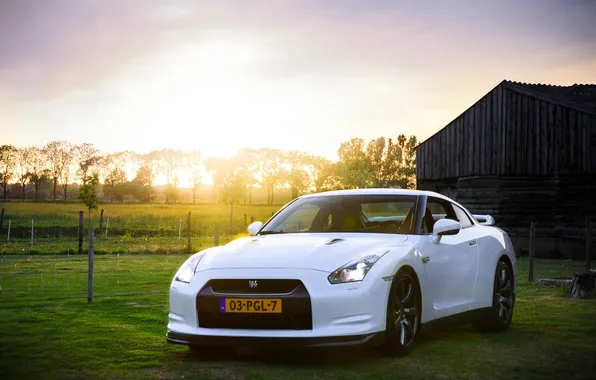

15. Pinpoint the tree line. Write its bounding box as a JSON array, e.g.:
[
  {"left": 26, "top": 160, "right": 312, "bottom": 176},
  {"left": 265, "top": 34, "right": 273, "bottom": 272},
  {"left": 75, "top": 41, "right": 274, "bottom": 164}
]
[{"left": 0, "top": 134, "right": 417, "bottom": 206}]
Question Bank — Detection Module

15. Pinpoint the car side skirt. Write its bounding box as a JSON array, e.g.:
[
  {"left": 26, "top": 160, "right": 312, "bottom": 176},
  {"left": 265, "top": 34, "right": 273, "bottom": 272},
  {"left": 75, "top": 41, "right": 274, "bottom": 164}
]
[{"left": 419, "top": 307, "right": 493, "bottom": 332}]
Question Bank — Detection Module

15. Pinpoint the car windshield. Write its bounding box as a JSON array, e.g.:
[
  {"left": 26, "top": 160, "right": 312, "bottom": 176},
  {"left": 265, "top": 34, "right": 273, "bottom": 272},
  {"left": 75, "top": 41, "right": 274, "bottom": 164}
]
[{"left": 259, "top": 194, "right": 418, "bottom": 235}]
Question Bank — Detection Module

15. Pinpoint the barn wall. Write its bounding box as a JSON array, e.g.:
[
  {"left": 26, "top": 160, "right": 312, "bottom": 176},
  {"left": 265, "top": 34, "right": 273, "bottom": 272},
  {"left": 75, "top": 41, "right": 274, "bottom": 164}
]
[
  {"left": 453, "top": 175, "right": 596, "bottom": 260},
  {"left": 415, "top": 83, "right": 596, "bottom": 183}
]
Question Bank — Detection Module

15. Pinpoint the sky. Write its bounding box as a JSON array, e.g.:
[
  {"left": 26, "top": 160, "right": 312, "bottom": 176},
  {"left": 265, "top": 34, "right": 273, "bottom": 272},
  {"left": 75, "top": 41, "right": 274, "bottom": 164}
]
[{"left": 1, "top": 0, "right": 595, "bottom": 161}]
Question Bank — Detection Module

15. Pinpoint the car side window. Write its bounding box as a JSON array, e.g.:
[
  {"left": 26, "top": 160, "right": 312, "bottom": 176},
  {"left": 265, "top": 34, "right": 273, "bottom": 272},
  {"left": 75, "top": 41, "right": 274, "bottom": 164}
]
[
  {"left": 423, "top": 197, "right": 458, "bottom": 234},
  {"left": 452, "top": 204, "right": 474, "bottom": 229}
]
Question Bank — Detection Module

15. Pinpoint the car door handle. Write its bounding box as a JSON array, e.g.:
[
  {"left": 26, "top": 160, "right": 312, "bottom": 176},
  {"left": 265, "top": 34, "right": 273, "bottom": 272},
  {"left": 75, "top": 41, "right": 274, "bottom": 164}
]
[{"left": 469, "top": 240, "right": 477, "bottom": 246}]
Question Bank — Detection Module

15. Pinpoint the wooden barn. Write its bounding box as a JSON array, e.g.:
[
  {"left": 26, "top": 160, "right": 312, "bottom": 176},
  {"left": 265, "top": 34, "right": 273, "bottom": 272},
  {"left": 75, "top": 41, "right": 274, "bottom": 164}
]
[{"left": 415, "top": 79, "right": 596, "bottom": 259}]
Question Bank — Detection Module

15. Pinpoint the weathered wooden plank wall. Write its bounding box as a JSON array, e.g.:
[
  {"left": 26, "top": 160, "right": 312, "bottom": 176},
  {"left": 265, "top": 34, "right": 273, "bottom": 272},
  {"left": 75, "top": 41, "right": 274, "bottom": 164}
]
[{"left": 415, "top": 84, "right": 596, "bottom": 181}]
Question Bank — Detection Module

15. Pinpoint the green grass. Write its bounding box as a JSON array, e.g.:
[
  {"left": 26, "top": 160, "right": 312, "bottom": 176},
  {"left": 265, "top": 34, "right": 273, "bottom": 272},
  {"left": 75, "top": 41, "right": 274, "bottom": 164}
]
[{"left": 1, "top": 256, "right": 595, "bottom": 379}]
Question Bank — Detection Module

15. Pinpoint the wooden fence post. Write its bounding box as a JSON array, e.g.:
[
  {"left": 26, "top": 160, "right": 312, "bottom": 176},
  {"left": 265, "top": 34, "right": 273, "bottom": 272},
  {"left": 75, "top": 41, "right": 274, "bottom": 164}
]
[
  {"left": 529, "top": 221, "right": 536, "bottom": 282},
  {"left": 250, "top": 216, "right": 254, "bottom": 224},
  {"left": 99, "top": 209, "right": 104, "bottom": 229},
  {"left": 0, "top": 207, "right": 4, "bottom": 231},
  {"left": 178, "top": 218, "right": 182, "bottom": 240},
  {"left": 187, "top": 211, "right": 192, "bottom": 252},
  {"left": 78, "top": 211, "right": 84, "bottom": 254},
  {"left": 7, "top": 220, "right": 11, "bottom": 241},
  {"left": 30, "top": 219, "right": 34, "bottom": 248},
  {"left": 104, "top": 218, "right": 109, "bottom": 239},
  {"left": 214, "top": 223, "right": 220, "bottom": 246},
  {"left": 244, "top": 214, "right": 247, "bottom": 230},
  {"left": 586, "top": 218, "right": 592, "bottom": 272},
  {"left": 88, "top": 228, "right": 94, "bottom": 304}
]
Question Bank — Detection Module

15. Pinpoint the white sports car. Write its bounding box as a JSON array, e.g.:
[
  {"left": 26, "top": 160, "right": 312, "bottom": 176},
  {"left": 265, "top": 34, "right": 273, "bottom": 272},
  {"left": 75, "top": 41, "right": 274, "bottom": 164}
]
[{"left": 167, "top": 189, "right": 517, "bottom": 356}]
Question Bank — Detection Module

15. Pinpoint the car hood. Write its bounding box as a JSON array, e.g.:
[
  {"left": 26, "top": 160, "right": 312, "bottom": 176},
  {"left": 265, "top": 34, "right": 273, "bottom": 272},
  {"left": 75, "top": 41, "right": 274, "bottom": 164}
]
[{"left": 196, "top": 233, "right": 408, "bottom": 272}]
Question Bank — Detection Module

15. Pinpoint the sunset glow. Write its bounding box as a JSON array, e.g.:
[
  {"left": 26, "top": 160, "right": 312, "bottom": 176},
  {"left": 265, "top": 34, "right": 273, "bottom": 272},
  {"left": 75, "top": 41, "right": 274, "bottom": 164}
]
[{"left": 1, "top": 0, "right": 595, "bottom": 162}]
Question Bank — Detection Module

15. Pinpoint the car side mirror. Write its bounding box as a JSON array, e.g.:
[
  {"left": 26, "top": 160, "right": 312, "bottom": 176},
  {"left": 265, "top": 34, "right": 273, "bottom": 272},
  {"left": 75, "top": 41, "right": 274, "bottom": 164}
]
[
  {"left": 247, "top": 221, "right": 263, "bottom": 236},
  {"left": 432, "top": 219, "right": 461, "bottom": 243}
]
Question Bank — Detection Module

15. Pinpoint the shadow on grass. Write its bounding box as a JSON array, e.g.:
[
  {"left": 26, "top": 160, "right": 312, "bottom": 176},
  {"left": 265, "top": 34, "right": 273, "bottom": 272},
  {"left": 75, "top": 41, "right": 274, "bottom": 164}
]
[{"left": 171, "top": 321, "right": 537, "bottom": 369}]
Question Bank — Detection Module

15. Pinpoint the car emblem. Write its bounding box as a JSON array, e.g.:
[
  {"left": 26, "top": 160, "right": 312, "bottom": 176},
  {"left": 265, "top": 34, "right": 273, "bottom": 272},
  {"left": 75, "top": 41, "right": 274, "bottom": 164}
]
[{"left": 248, "top": 280, "right": 258, "bottom": 288}]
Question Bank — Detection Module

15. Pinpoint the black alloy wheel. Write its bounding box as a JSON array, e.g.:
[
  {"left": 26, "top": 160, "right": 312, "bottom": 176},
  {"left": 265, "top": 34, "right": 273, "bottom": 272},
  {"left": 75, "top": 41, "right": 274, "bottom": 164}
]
[
  {"left": 382, "top": 268, "right": 421, "bottom": 357},
  {"left": 474, "top": 258, "right": 515, "bottom": 332}
]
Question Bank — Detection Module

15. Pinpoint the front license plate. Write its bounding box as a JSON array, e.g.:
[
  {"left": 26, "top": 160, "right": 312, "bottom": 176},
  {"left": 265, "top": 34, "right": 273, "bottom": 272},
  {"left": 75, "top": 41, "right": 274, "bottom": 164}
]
[{"left": 220, "top": 298, "right": 282, "bottom": 313}]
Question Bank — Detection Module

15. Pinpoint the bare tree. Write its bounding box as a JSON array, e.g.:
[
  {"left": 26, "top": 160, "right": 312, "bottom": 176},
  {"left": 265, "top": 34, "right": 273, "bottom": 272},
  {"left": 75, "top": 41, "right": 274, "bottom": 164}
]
[
  {"left": 0, "top": 145, "right": 17, "bottom": 200},
  {"left": 27, "top": 146, "right": 48, "bottom": 200},
  {"left": 43, "top": 141, "right": 67, "bottom": 201},
  {"left": 57, "top": 142, "right": 76, "bottom": 200},
  {"left": 285, "top": 150, "right": 312, "bottom": 199},
  {"left": 76, "top": 142, "right": 101, "bottom": 185},
  {"left": 153, "top": 148, "right": 183, "bottom": 203},
  {"left": 258, "top": 148, "right": 286, "bottom": 204},
  {"left": 15, "top": 147, "right": 34, "bottom": 199},
  {"left": 102, "top": 151, "right": 131, "bottom": 202},
  {"left": 206, "top": 156, "right": 245, "bottom": 231},
  {"left": 184, "top": 149, "right": 204, "bottom": 204},
  {"left": 235, "top": 148, "right": 259, "bottom": 204}
]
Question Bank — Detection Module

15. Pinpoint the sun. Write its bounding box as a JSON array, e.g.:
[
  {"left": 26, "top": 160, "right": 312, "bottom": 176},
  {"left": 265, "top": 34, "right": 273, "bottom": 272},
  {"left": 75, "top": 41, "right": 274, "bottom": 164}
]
[{"left": 107, "top": 35, "right": 335, "bottom": 172}]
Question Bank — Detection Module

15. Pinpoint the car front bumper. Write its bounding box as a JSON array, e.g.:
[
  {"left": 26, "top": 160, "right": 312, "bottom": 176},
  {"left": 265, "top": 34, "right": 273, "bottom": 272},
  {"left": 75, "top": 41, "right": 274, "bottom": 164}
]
[
  {"left": 166, "top": 330, "right": 386, "bottom": 348},
  {"left": 167, "top": 267, "right": 392, "bottom": 348}
]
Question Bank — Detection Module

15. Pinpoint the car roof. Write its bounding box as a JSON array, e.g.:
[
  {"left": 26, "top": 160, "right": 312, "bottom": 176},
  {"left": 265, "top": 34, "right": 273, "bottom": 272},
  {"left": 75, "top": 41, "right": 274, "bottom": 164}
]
[{"left": 299, "top": 188, "right": 453, "bottom": 202}]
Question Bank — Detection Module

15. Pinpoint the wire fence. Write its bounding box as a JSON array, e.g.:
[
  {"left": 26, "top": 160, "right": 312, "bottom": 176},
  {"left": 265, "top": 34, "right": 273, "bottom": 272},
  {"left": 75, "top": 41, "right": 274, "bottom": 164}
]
[
  {"left": 0, "top": 208, "right": 592, "bottom": 304},
  {"left": 0, "top": 207, "right": 269, "bottom": 255},
  {"left": 0, "top": 253, "right": 191, "bottom": 304},
  {"left": 0, "top": 206, "right": 271, "bottom": 304}
]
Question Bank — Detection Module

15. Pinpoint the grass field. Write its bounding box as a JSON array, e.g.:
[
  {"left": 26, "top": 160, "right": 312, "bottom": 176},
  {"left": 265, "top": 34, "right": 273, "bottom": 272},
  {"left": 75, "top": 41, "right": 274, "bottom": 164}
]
[
  {"left": 1, "top": 256, "right": 595, "bottom": 380},
  {"left": 0, "top": 202, "right": 283, "bottom": 255}
]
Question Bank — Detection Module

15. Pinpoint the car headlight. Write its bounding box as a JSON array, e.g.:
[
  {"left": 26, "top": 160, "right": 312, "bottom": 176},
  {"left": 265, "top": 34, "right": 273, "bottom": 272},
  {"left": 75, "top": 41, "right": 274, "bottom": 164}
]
[
  {"left": 174, "top": 252, "right": 206, "bottom": 283},
  {"left": 328, "top": 251, "right": 388, "bottom": 284}
]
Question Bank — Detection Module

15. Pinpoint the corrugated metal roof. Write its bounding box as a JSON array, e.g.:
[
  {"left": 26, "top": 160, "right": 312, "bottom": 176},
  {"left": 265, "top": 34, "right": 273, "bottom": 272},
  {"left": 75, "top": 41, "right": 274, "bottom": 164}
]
[
  {"left": 415, "top": 79, "right": 596, "bottom": 149},
  {"left": 503, "top": 80, "right": 596, "bottom": 115}
]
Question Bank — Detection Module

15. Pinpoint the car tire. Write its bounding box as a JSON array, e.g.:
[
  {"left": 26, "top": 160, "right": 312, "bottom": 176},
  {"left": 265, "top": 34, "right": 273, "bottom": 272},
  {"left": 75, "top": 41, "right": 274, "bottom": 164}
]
[
  {"left": 381, "top": 267, "right": 421, "bottom": 357},
  {"left": 473, "top": 258, "right": 515, "bottom": 332}
]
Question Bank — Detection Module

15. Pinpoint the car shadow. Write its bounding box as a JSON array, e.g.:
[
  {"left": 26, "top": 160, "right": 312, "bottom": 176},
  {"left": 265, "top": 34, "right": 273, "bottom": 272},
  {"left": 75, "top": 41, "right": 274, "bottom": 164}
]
[{"left": 172, "top": 322, "right": 531, "bottom": 368}]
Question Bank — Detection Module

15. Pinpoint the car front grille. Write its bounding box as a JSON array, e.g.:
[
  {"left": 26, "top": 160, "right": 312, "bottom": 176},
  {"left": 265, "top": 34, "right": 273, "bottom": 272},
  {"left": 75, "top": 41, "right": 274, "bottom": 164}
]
[
  {"left": 208, "top": 279, "right": 302, "bottom": 294},
  {"left": 196, "top": 279, "right": 312, "bottom": 330}
]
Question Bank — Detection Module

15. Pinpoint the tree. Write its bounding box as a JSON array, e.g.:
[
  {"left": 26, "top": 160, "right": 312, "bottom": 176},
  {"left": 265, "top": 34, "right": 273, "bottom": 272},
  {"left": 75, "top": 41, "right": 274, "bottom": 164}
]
[
  {"left": 0, "top": 145, "right": 17, "bottom": 200},
  {"left": 382, "top": 137, "right": 403, "bottom": 188},
  {"left": 43, "top": 141, "right": 66, "bottom": 201},
  {"left": 309, "top": 155, "right": 339, "bottom": 192},
  {"left": 27, "top": 146, "right": 48, "bottom": 200},
  {"left": 365, "top": 137, "right": 386, "bottom": 187},
  {"left": 234, "top": 148, "right": 260, "bottom": 204},
  {"left": 101, "top": 152, "right": 130, "bottom": 202},
  {"left": 336, "top": 138, "right": 373, "bottom": 188},
  {"left": 76, "top": 143, "right": 101, "bottom": 185},
  {"left": 184, "top": 149, "right": 204, "bottom": 204},
  {"left": 285, "top": 150, "right": 312, "bottom": 199},
  {"left": 57, "top": 142, "right": 76, "bottom": 200},
  {"left": 403, "top": 135, "right": 418, "bottom": 189},
  {"left": 131, "top": 164, "right": 154, "bottom": 202},
  {"left": 15, "top": 147, "right": 34, "bottom": 199},
  {"left": 79, "top": 172, "right": 99, "bottom": 223},
  {"left": 152, "top": 148, "right": 183, "bottom": 203},
  {"left": 206, "top": 156, "right": 246, "bottom": 231},
  {"left": 258, "top": 148, "right": 286, "bottom": 204},
  {"left": 103, "top": 167, "right": 127, "bottom": 202}
]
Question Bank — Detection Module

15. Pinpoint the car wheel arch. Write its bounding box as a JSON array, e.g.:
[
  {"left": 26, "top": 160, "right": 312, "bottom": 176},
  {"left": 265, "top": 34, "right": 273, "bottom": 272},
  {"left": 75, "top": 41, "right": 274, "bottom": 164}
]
[
  {"left": 390, "top": 264, "right": 423, "bottom": 316},
  {"left": 497, "top": 254, "right": 515, "bottom": 293}
]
